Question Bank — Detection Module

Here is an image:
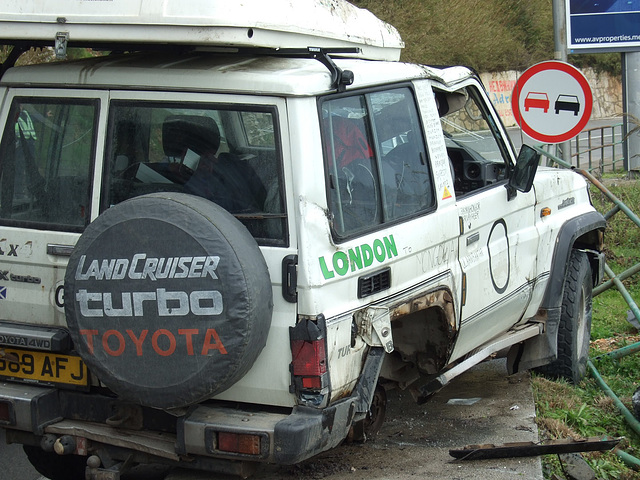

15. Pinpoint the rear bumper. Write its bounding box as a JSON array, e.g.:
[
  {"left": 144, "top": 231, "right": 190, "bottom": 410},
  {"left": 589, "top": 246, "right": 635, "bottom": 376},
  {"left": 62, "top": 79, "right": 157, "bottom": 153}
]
[
  {"left": 179, "top": 397, "right": 357, "bottom": 464},
  {"left": 0, "top": 382, "right": 61, "bottom": 434},
  {"left": 0, "top": 382, "right": 357, "bottom": 466}
]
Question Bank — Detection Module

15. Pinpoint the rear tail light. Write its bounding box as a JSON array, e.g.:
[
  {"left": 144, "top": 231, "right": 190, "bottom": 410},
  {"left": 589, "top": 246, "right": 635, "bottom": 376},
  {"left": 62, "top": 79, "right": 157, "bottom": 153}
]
[
  {"left": 217, "top": 432, "right": 261, "bottom": 455},
  {"left": 289, "top": 316, "right": 329, "bottom": 398},
  {"left": 302, "top": 376, "right": 323, "bottom": 389},
  {"left": 291, "top": 340, "right": 327, "bottom": 377}
]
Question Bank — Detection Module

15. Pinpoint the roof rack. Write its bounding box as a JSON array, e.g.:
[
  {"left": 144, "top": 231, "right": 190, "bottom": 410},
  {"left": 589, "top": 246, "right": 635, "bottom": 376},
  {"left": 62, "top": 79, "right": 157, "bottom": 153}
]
[
  {"left": 1, "top": 43, "right": 360, "bottom": 92},
  {"left": 275, "top": 47, "right": 358, "bottom": 92}
]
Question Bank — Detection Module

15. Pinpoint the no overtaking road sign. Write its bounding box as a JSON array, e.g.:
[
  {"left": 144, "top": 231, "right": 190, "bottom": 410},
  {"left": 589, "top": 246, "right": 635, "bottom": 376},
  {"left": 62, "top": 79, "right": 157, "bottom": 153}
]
[{"left": 512, "top": 61, "right": 593, "bottom": 144}]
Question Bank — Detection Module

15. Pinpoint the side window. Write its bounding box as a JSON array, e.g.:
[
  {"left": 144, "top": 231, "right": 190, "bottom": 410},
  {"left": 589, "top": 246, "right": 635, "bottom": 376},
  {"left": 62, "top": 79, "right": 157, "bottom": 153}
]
[
  {"left": 105, "top": 102, "right": 286, "bottom": 246},
  {"left": 241, "top": 111, "right": 276, "bottom": 147},
  {"left": 437, "top": 86, "right": 509, "bottom": 196},
  {"left": 0, "top": 98, "right": 97, "bottom": 230},
  {"left": 372, "top": 90, "right": 434, "bottom": 220},
  {"left": 322, "top": 87, "right": 434, "bottom": 238},
  {"left": 323, "top": 95, "right": 379, "bottom": 236}
]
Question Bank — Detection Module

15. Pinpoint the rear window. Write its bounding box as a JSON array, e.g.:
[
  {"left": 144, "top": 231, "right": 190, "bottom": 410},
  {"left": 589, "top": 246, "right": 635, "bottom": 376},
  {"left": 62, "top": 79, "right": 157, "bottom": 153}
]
[
  {"left": 104, "top": 101, "right": 286, "bottom": 246},
  {"left": 0, "top": 98, "right": 98, "bottom": 231}
]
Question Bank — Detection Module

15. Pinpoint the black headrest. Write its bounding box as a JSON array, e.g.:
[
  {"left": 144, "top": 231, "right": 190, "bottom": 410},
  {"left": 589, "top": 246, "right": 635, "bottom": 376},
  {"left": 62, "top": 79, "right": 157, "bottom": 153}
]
[{"left": 162, "top": 115, "right": 221, "bottom": 157}]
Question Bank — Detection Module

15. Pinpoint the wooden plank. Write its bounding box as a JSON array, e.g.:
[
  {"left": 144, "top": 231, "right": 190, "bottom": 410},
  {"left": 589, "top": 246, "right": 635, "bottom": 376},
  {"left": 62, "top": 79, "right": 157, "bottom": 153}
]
[{"left": 449, "top": 437, "right": 621, "bottom": 460}]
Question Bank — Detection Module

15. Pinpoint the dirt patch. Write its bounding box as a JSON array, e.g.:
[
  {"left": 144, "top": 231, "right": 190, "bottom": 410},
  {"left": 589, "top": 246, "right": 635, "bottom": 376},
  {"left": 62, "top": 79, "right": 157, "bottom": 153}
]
[{"left": 591, "top": 334, "right": 640, "bottom": 352}]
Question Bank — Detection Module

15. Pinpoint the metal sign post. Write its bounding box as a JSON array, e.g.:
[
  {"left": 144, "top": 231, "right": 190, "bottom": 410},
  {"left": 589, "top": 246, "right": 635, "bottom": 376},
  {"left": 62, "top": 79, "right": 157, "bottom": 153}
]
[{"left": 553, "top": 0, "right": 571, "bottom": 161}]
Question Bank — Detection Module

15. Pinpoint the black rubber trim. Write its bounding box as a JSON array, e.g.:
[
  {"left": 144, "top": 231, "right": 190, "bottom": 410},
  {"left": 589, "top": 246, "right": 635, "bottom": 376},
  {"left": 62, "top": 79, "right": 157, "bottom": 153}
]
[
  {"left": 272, "top": 397, "right": 356, "bottom": 464},
  {"left": 351, "top": 347, "right": 384, "bottom": 417},
  {"left": 541, "top": 211, "right": 605, "bottom": 310}
]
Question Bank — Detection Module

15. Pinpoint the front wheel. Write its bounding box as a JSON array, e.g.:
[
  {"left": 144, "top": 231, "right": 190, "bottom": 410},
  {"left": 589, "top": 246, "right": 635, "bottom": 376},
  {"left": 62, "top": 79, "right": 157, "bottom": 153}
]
[{"left": 537, "top": 250, "right": 593, "bottom": 384}]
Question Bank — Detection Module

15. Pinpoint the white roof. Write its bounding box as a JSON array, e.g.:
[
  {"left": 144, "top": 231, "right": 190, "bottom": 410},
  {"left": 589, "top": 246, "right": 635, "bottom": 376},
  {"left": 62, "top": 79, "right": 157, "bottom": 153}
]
[
  {"left": 0, "top": 0, "right": 404, "bottom": 61},
  {"left": 1, "top": 53, "right": 437, "bottom": 96}
]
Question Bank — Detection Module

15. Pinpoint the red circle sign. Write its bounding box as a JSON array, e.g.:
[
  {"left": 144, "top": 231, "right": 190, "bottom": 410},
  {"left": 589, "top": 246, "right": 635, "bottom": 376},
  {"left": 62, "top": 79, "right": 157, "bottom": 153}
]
[{"left": 512, "top": 61, "right": 593, "bottom": 144}]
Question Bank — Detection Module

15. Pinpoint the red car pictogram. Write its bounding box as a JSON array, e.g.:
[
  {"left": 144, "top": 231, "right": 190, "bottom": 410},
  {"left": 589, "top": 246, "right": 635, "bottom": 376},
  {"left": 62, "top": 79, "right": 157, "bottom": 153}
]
[{"left": 524, "top": 91, "right": 550, "bottom": 113}]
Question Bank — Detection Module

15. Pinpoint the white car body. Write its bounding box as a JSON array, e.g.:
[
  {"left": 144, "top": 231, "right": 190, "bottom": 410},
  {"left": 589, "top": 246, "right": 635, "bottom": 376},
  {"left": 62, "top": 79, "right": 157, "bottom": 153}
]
[{"left": 0, "top": 1, "right": 605, "bottom": 478}]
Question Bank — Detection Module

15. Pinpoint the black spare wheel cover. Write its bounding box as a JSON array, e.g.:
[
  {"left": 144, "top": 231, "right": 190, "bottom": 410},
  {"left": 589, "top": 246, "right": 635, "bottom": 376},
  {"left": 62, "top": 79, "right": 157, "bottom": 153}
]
[{"left": 65, "top": 193, "right": 273, "bottom": 409}]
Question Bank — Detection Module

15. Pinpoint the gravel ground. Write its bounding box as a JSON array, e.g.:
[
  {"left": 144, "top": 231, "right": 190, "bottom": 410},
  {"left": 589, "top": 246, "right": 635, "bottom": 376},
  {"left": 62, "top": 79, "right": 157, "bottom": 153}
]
[{"left": 168, "top": 358, "right": 543, "bottom": 480}]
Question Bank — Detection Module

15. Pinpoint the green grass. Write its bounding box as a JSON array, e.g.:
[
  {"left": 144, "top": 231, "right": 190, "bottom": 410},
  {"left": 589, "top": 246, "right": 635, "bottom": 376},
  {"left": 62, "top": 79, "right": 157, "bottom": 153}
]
[{"left": 533, "top": 173, "right": 640, "bottom": 479}]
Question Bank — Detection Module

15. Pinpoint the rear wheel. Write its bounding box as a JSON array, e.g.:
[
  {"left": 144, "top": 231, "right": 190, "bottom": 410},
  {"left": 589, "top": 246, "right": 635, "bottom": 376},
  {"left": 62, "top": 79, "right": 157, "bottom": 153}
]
[
  {"left": 538, "top": 250, "right": 593, "bottom": 384},
  {"left": 365, "top": 384, "right": 387, "bottom": 436},
  {"left": 347, "top": 384, "right": 387, "bottom": 442},
  {"left": 23, "top": 445, "right": 86, "bottom": 480},
  {"left": 633, "top": 387, "right": 640, "bottom": 421}
]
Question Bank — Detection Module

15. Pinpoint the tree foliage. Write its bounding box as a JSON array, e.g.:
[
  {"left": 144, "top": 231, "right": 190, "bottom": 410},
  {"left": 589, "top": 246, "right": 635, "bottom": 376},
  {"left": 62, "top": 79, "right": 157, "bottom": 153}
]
[
  {"left": 353, "top": 0, "right": 619, "bottom": 74},
  {"left": 2, "top": 2, "right": 621, "bottom": 75},
  {"left": 1, "top": 46, "right": 101, "bottom": 66}
]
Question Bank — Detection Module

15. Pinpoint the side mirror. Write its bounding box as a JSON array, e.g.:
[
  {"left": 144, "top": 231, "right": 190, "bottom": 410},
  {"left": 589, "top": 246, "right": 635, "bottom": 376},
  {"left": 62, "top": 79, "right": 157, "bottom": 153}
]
[{"left": 507, "top": 145, "right": 540, "bottom": 199}]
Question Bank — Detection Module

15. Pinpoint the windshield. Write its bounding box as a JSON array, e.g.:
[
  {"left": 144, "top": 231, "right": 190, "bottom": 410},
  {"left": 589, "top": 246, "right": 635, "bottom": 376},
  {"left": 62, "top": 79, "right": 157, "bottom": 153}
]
[{"left": 437, "top": 86, "right": 510, "bottom": 196}]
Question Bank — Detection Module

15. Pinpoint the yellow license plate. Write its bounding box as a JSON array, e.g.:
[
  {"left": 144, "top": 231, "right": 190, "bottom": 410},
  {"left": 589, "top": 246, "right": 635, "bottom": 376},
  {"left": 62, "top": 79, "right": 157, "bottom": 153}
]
[{"left": 0, "top": 348, "right": 89, "bottom": 388}]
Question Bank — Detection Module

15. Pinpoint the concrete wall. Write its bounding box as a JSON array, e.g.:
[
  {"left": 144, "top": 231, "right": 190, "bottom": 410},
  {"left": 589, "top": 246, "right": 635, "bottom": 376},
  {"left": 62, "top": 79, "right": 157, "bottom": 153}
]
[{"left": 480, "top": 68, "right": 623, "bottom": 127}]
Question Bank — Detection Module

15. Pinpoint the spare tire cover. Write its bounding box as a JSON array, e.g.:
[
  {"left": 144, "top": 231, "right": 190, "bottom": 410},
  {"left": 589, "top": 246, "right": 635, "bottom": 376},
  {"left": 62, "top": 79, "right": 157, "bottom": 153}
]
[{"left": 64, "top": 193, "right": 273, "bottom": 409}]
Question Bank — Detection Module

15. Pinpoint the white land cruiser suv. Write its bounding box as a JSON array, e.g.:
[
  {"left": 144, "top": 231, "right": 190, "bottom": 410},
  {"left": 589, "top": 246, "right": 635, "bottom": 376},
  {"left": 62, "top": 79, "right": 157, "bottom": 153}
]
[{"left": 0, "top": 1, "right": 605, "bottom": 478}]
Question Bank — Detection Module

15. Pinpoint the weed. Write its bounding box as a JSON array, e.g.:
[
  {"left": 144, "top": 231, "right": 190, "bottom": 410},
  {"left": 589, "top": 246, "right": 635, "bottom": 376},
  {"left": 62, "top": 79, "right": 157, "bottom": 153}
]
[{"left": 534, "top": 178, "right": 640, "bottom": 479}]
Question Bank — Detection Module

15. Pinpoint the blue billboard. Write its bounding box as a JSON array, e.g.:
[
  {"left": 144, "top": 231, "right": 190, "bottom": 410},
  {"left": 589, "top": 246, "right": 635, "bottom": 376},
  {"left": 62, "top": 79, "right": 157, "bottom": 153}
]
[{"left": 568, "top": 0, "right": 640, "bottom": 52}]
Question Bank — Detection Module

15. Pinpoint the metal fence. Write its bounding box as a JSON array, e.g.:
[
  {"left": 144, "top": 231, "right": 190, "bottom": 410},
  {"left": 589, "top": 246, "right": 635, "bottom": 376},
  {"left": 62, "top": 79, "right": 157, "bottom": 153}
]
[
  {"left": 541, "top": 123, "right": 625, "bottom": 175},
  {"left": 532, "top": 145, "right": 640, "bottom": 468}
]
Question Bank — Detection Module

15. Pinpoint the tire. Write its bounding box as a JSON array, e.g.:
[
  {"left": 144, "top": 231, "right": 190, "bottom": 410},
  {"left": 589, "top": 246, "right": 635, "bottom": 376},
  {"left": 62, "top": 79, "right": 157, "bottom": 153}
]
[
  {"left": 537, "top": 250, "right": 593, "bottom": 384},
  {"left": 633, "top": 387, "right": 640, "bottom": 421},
  {"left": 347, "top": 384, "right": 387, "bottom": 443},
  {"left": 364, "top": 384, "right": 387, "bottom": 437},
  {"left": 23, "top": 445, "right": 86, "bottom": 480},
  {"left": 64, "top": 193, "right": 273, "bottom": 409}
]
